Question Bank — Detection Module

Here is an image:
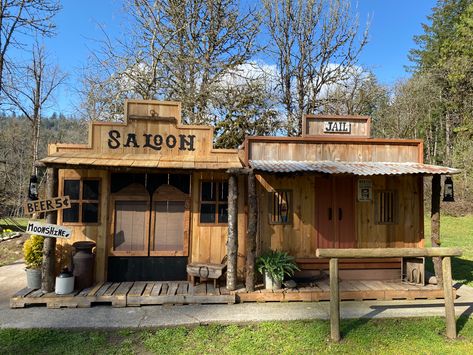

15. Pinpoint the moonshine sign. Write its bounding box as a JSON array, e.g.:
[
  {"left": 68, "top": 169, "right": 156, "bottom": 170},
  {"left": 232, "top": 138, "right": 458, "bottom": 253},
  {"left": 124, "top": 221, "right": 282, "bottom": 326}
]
[
  {"left": 26, "top": 221, "right": 71, "bottom": 239},
  {"left": 107, "top": 130, "right": 196, "bottom": 151},
  {"left": 323, "top": 121, "right": 351, "bottom": 134}
]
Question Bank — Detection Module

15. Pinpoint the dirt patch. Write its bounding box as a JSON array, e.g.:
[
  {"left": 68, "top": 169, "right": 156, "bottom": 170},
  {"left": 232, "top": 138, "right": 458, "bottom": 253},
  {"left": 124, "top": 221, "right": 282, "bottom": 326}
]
[{"left": 0, "top": 233, "right": 28, "bottom": 267}]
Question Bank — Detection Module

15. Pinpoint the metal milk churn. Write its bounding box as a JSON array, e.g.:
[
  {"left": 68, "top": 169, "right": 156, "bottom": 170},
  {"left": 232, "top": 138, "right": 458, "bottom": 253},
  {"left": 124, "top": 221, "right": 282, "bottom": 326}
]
[
  {"left": 72, "top": 241, "right": 96, "bottom": 290},
  {"left": 55, "top": 268, "right": 74, "bottom": 294}
]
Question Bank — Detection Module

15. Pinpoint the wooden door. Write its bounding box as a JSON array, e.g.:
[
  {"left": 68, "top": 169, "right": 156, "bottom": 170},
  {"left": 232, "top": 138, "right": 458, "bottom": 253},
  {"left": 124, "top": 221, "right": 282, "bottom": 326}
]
[{"left": 316, "top": 176, "right": 356, "bottom": 249}]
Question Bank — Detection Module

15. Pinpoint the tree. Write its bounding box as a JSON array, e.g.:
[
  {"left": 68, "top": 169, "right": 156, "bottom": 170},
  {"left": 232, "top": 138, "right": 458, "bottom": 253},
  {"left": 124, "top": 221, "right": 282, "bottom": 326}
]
[
  {"left": 3, "top": 40, "right": 66, "bottom": 174},
  {"left": 80, "top": 0, "right": 262, "bottom": 126},
  {"left": 0, "top": 0, "right": 61, "bottom": 96},
  {"left": 263, "top": 0, "right": 369, "bottom": 135}
]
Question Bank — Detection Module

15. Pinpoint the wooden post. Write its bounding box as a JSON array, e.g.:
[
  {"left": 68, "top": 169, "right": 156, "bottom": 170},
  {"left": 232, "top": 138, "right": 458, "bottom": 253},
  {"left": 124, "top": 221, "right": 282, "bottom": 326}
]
[
  {"left": 227, "top": 174, "right": 238, "bottom": 291},
  {"left": 41, "top": 167, "right": 58, "bottom": 292},
  {"left": 442, "top": 256, "right": 456, "bottom": 339},
  {"left": 329, "top": 258, "right": 340, "bottom": 342},
  {"left": 246, "top": 170, "right": 257, "bottom": 292},
  {"left": 431, "top": 175, "right": 443, "bottom": 285}
]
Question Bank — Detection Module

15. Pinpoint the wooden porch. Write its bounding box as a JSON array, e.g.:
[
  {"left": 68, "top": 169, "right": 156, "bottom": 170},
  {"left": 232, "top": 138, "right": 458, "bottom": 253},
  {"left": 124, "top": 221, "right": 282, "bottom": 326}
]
[{"left": 10, "top": 279, "right": 452, "bottom": 309}]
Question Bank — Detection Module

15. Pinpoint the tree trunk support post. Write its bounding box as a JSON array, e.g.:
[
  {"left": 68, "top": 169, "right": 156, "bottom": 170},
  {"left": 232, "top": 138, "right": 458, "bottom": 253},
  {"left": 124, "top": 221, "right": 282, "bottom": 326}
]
[
  {"left": 431, "top": 175, "right": 442, "bottom": 285},
  {"left": 227, "top": 174, "right": 238, "bottom": 291},
  {"left": 442, "top": 256, "right": 456, "bottom": 339},
  {"left": 329, "top": 258, "right": 340, "bottom": 342},
  {"left": 246, "top": 170, "right": 257, "bottom": 292},
  {"left": 41, "top": 167, "right": 58, "bottom": 292}
]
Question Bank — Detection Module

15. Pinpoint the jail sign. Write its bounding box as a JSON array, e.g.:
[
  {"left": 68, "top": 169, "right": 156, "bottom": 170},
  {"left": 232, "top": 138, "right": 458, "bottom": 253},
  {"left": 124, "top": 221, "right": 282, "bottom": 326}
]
[
  {"left": 26, "top": 221, "right": 72, "bottom": 239},
  {"left": 324, "top": 121, "right": 351, "bottom": 134}
]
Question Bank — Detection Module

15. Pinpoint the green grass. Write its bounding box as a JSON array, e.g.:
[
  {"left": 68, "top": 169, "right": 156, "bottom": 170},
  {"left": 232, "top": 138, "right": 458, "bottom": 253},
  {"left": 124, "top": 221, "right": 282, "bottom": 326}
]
[
  {"left": 0, "top": 217, "right": 29, "bottom": 231},
  {"left": 2, "top": 318, "right": 473, "bottom": 354},
  {"left": 424, "top": 214, "right": 473, "bottom": 286}
]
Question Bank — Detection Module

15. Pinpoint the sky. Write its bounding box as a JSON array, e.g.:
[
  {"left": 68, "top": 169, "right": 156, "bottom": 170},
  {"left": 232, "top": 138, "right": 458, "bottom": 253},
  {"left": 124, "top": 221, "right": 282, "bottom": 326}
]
[{"left": 33, "top": 0, "right": 436, "bottom": 116}]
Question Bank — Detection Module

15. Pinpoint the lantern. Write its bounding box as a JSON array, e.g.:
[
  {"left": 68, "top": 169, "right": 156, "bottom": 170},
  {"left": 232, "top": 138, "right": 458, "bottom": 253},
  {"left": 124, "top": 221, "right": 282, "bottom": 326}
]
[
  {"left": 28, "top": 175, "right": 38, "bottom": 200},
  {"left": 443, "top": 176, "right": 454, "bottom": 202}
]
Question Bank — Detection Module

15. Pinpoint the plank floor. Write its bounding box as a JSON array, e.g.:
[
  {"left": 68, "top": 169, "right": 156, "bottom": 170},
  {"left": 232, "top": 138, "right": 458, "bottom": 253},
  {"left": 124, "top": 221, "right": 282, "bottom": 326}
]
[
  {"left": 235, "top": 280, "right": 452, "bottom": 303},
  {"left": 10, "top": 281, "right": 235, "bottom": 309},
  {"left": 10, "top": 279, "right": 452, "bottom": 308}
]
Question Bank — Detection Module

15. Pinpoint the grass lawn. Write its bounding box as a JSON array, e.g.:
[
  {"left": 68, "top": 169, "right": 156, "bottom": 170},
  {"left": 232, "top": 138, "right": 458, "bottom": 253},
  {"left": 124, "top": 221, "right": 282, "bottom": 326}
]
[
  {"left": 1, "top": 318, "right": 473, "bottom": 355},
  {"left": 424, "top": 214, "right": 473, "bottom": 286}
]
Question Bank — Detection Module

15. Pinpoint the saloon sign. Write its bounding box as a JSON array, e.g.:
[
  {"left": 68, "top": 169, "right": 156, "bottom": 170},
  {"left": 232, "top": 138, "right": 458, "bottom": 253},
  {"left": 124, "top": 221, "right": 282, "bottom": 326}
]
[{"left": 107, "top": 130, "right": 196, "bottom": 151}]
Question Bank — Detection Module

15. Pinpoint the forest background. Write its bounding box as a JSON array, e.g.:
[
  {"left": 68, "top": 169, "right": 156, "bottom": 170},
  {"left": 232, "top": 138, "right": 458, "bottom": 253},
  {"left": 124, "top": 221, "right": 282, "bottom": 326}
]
[{"left": 1, "top": 0, "right": 472, "bottom": 217}]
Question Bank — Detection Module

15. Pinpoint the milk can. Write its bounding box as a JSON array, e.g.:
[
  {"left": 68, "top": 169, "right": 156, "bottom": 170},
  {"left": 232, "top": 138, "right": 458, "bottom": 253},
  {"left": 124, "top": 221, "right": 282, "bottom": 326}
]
[
  {"left": 55, "top": 268, "right": 74, "bottom": 294},
  {"left": 72, "top": 241, "right": 96, "bottom": 290}
]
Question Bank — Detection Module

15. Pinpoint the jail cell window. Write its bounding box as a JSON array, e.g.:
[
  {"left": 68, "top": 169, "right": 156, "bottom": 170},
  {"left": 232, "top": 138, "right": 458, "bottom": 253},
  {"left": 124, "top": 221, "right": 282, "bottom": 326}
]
[{"left": 269, "top": 190, "right": 292, "bottom": 225}]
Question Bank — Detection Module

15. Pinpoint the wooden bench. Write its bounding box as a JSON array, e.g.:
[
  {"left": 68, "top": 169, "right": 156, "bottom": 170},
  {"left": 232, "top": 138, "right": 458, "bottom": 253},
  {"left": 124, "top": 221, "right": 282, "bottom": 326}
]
[{"left": 187, "top": 263, "right": 227, "bottom": 288}]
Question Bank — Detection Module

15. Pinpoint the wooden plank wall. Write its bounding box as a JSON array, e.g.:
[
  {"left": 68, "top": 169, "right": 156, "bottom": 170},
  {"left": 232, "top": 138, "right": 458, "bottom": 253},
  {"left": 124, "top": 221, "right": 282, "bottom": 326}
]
[
  {"left": 257, "top": 174, "right": 317, "bottom": 258},
  {"left": 249, "top": 141, "right": 421, "bottom": 163},
  {"left": 190, "top": 172, "right": 247, "bottom": 279},
  {"left": 356, "top": 175, "right": 423, "bottom": 248},
  {"left": 57, "top": 169, "right": 109, "bottom": 282},
  {"left": 256, "top": 174, "right": 423, "bottom": 258}
]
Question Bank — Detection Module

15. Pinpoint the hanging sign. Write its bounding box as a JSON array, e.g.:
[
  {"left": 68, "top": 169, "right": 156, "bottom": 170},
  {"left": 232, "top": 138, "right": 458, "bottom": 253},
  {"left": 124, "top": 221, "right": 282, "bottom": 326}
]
[
  {"left": 23, "top": 196, "right": 71, "bottom": 215},
  {"left": 357, "top": 179, "right": 373, "bottom": 201},
  {"left": 324, "top": 121, "right": 351, "bottom": 134},
  {"left": 26, "top": 221, "right": 71, "bottom": 239}
]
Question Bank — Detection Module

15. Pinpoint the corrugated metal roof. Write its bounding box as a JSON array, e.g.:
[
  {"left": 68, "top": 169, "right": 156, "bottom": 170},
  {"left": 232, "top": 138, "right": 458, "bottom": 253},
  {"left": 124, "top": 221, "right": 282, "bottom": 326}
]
[{"left": 249, "top": 160, "right": 460, "bottom": 176}]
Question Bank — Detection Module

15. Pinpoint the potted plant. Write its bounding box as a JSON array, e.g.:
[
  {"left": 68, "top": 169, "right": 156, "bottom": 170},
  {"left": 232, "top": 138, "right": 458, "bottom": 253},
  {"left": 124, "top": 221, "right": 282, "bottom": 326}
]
[
  {"left": 256, "top": 250, "right": 299, "bottom": 290},
  {"left": 23, "top": 234, "right": 44, "bottom": 289}
]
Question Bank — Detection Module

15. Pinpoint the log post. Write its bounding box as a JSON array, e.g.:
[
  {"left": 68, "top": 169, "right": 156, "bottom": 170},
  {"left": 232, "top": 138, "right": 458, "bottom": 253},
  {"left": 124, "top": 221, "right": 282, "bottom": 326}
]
[
  {"left": 246, "top": 170, "right": 257, "bottom": 292},
  {"left": 442, "top": 256, "right": 456, "bottom": 339},
  {"left": 41, "top": 167, "right": 58, "bottom": 292},
  {"left": 329, "top": 258, "right": 340, "bottom": 342},
  {"left": 227, "top": 174, "right": 238, "bottom": 291},
  {"left": 431, "top": 175, "right": 442, "bottom": 285}
]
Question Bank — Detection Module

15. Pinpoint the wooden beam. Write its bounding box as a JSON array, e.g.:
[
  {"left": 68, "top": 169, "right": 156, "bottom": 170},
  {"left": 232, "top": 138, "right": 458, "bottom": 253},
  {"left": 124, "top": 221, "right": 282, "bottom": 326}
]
[
  {"left": 316, "top": 247, "right": 462, "bottom": 259},
  {"left": 432, "top": 175, "right": 443, "bottom": 285},
  {"left": 41, "top": 167, "right": 58, "bottom": 292},
  {"left": 226, "top": 174, "right": 238, "bottom": 291},
  {"left": 226, "top": 167, "right": 253, "bottom": 175},
  {"left": 442, "top": 256, "right": 456, "bottom": 339},
  {"left": 330, "top": 258, "right": 340, "bottom": 342},
  {"left": 246, "top": 171, "right": 257, "bottom": 292}
]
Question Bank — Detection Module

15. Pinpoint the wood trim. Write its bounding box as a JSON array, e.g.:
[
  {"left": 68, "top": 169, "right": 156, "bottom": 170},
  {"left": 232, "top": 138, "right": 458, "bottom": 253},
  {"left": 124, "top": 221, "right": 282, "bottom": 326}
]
[
  {"left": 60, "top": 177, "right": 101, "bottom": 225},
  {"left": 305, "top": 114, "right": 371, "bottom": 121},
  {"left": 245, "top": 135, "right": 424, "bottom": 146}
]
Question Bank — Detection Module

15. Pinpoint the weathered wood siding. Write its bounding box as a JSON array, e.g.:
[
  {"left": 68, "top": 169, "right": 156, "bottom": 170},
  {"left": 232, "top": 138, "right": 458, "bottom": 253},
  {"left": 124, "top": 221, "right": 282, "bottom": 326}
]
[
  {"left": 248, "top": 139, "right": 422, "bottom": 163},
  {"left": 256, "top": 174, "right": 423, "bottom": 258},
  {"left": 190, "top": 172, "right": 247, "bottom": 278},
  {"left": 257, "top": 174, "right": 317, "bottom": 258},
  {"left": 57, "top": 169, "right": 109, "bottom": 282},
  {"left": 356, "top": 175, "right": 424, "bottom": 248}
]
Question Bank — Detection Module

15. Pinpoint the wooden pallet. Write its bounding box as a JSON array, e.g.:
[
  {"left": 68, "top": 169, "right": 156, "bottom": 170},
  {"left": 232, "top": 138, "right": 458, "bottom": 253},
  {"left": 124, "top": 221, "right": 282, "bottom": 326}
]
[
  {"left": 10, "top": 281, "right": 235, "bottom": 309},
  {"left": 236, "top": 280, "right": 452, "bottom": 303}
]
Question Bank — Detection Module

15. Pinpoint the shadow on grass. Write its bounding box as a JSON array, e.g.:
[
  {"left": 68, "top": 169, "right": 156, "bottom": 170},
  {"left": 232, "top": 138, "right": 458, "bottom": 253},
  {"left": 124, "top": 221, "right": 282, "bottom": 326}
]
[
  {"left": 426, "top": 256, "right": 473, "bottom": 285},
  {"left": 341, "top": 301, "right": 473, "bottom": 338}
]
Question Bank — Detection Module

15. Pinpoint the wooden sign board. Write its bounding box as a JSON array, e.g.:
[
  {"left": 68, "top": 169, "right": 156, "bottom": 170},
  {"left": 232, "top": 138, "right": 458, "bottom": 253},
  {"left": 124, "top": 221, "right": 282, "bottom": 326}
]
[
  {"left": 24, "top": 196, "right": 71, "bottom": 215},
  {"left": 358, "top": 179, "right": 373, "bottom": 201},
  {"left": 26, "top": 221, "right": 71, "bottom": 239}
]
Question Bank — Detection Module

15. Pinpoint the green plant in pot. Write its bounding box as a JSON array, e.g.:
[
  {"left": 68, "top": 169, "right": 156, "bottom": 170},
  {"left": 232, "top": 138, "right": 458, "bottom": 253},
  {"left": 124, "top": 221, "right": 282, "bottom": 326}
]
[
  {"left": 23, "top": 234, "right": 44, "bottom": 289},
  {"left": 256, "top": 250, "right": 299, "bottom": 290}
]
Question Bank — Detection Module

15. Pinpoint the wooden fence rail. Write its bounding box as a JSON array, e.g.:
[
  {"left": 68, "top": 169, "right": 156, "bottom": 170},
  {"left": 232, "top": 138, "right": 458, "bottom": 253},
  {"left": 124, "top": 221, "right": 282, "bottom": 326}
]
[{"left": 316, "top": 247, "right": 463, "bottom": 342}]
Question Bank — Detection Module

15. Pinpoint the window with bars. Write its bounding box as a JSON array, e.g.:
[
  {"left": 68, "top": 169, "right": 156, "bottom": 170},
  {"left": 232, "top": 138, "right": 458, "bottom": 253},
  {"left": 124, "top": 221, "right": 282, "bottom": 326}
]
[
  {"left": 62, "top": 179, "right": 100, "bottom": 224},
  {"left": 269, "top": 190, "right": 292, "bottom": 225},
  {"left": 199, "top": 181, "right": 228, "bottom": 224},
  {"left": 374, "top": 190, "right": 397, "bottom": 224}
]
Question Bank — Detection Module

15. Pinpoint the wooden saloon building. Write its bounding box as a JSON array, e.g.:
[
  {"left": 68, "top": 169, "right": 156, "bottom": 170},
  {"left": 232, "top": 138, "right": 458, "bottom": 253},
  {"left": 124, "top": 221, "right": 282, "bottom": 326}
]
[{"left": 38, "top": 100, "right": 459, "bottom": 298}]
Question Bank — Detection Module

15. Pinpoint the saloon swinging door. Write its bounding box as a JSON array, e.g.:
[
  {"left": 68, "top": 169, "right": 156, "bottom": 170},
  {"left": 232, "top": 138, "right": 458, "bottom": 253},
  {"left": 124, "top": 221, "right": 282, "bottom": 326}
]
[{"left": 108, "top": 182, "right": 190, "bottom": 281}]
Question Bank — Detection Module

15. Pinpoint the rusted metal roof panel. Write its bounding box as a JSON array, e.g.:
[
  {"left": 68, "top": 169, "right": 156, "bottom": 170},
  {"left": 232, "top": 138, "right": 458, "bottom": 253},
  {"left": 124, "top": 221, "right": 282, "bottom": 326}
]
[{"left": 249, "top": 160, "right": 460, "bottom": 176}]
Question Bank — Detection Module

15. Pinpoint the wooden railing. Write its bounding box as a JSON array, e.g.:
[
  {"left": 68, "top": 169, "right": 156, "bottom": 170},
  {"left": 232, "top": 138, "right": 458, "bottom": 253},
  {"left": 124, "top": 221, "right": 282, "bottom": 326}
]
[{"left": 315, "top": 247, "right": 463, "bottom": 342}]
